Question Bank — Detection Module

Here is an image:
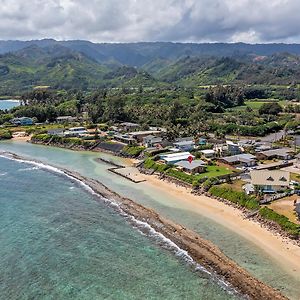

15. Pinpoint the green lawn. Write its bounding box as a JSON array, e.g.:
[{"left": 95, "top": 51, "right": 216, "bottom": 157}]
[{"left": 195, "top": 165, "right": 233, "bottom": 180}]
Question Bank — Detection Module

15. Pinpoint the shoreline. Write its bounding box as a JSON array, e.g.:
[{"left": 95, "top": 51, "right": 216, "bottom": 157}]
[
  {"left": 18, "top": 140, "right": 300, "bottom": 277},
  {"left": 1, "top": 151, "right": 288, "bottom": 300}
]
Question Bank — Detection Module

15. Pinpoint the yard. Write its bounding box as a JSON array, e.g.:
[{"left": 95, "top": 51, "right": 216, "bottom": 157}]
[
  {"left": 194, "top": 165, "right": 233, "bottom": 180},
  {"left": 220, "top": 180, "right": 245, "bottom": 192},
  {"left": 268, "top": 195, "right": 300, "bottom": 224}
]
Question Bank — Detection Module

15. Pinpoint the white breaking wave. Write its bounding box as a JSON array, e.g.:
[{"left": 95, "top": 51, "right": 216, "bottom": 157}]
[
  {"left": 0, "top": 172, "right": 7, "bottom": 176},
  {"left": 17, "top": 166, "right": 40, "bottom": 172},
  {"left": 0, "top": 151, "right": 240, "bottom": 297}
]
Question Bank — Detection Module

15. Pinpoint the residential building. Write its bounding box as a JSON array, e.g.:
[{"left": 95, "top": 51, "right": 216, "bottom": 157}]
[
  {"left": 175, "top": 160, "right": 207, "bottom": 174},
  {"left": 226, "top": 141, "right": 242, "bottom": 155},
  {"left": 201, "top": 149, "right": 215, "bottom": 158},
  {"left": 64, "top": 127, "right": 88, "bottom": 137},
  {"left": 11, "top": 117, "right": 34, "bottom": 126},
  {"left": 218, "top": 154, "right": 257, "bottom": 167},
  {"left": 160, "top": 152, "right": 195, "bottom": 165},
  {"left": 56, "top": 116, "right": 77, "bottom": 123},
  {"left": 47, "top": 129, "right": 64, "bottom": 136},
  {"left": 173, "top": 140, "right": 195, "bottom": 151},
  {"left": 129, "top": 130, "right": 162, "bottom": 142},
  {"left": 118, "top": 122, "right": 140, "bottom": 132},
  {"left": 114, "top": 134, "right": 136, "bottom": 145},
  {"left": 250, "top": 170, "right": 290, "bottom": 193},
  {"left": 143, "top": 135, "right": 163, "bottom": 148},
  {"left": 256, "top": 148, "right": 294, "bottom": 161}
]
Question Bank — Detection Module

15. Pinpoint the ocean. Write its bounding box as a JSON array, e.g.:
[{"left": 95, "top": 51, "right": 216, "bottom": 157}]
[
  {"left": 1, "top": 141, "right": 300, "bottom": 299},
  {"left": 0, "top": 155, "right": 239, "bottom": 299},
  {"left": 0, "top": 99, "right": 20, "bottom": 110}
]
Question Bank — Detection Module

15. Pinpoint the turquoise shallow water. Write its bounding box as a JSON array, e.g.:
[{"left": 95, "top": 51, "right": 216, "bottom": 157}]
[
  {"left": 0, "top": 156, "right": 238, "bottom": 300},
  {"left": 1, "top": 141, "right": 300, "bottom": 299},
  {"left": 0, "top": 99, "right": 20, "bottom": 110}
]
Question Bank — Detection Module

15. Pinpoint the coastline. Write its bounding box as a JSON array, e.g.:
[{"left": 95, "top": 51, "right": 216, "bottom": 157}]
[
  {"left": 0, "top": 151, "right": 288, "bottom": 300},
  {"left": 26, "top": 140, "right": 300, "bottom": 278},
  {"left": 132, "top": 168, "right": 300, "bottom": 276}
]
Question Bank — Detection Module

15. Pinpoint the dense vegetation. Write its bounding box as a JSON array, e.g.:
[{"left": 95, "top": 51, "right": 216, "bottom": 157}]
[
  {"left": 209, "top": 186, "right": 260, "bottom": 210},
  {"left": 259, "top": 207, "right": 300, "bottom": 238},
  {"left": 2, "top": 42, "right": 300, "bottom": 94}
]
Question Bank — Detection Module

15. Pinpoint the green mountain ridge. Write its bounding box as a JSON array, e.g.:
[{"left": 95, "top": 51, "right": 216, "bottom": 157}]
[{"left": 1, "top": 43, "right": 300, "bottom": 94}]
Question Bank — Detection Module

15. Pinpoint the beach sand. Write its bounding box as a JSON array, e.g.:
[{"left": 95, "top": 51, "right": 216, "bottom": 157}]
[{"left": 120, "top": 165, "right": 300, "bottom": 278}]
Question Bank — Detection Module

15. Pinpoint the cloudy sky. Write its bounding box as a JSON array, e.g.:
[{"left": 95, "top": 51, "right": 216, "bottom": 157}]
[{"left": 1, "top": 0, "right": 300, "bottom": 43}]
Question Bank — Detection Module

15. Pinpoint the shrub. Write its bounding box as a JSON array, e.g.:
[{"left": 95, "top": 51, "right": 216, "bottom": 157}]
[
  {"left": 122, "top": 146, "right": 145, "bottom": 157},
  {"left": 0, "top": 130, "right": 12, "bottom": 140},
  {"left": 259, "top": 207, "right": 300, "bottom": 238},
  {"left": 209, "top": 186, "right": 260, "bottom": 210}
]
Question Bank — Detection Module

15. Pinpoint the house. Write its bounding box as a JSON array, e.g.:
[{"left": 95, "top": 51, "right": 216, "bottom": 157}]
[
  {"left": 129, "top": 130, "right": 162, "bottom": 142},
  {"left": 173, "top": 140, "right": 195, "bottom": 151},
  {"left": 143, "top": 135, "right": 163, "bottom": 148},
  {"left": 218, "top": 154, "right": 257, "bottom": 167},
  {"left": 64, "top": 127, "right": 88, "bottom": 137},
  {"left": 226, "top": 141, "right": 242, "bottom": 155},
  {"left": 47, "top": 129, "right": 64, "bottom": 136},
  {"left": 11, "top": 117, "right": 34, "bottom": 126},
  {"left": 56, "top": 116, "right": 77, "bottom": 123},
  {"left": 160, "top": 152, "right": 195, "bottom": 165},
  {"left": 118, "top": 122, "right": 140, "bottom": 132},
  {"left": 201, "top": 149, "right": 215, "bottom": 158},
  {"left": 250, "top": 170, "right": 290, "bottom": 193},
  {"left": 175, "top": 160, "right": 206, "bottom": 174},
  {"left": 256, "top": 148, "right": 294, "bottom": 161},
  {"left": 114, "top": 134, "right": 136, "bottom": 145}
]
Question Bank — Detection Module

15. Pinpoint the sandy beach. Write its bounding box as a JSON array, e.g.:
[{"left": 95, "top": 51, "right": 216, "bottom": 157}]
[{"left": 118, "top": 165, "right": 300, "bottom": 278}]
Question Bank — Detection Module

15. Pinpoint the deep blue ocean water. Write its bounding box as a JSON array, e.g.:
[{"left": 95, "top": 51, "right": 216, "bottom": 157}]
[{"left": 0, "top": 156, "right": 238, "bottom": 300}]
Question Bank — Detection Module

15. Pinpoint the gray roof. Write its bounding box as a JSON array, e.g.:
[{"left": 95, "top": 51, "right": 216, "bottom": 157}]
[
  {"left": 174, "top": 140, "right": 195, "bottom": 146},
  {"left": 258, "top": 148, "right": 294, "bottom": 157},
  {"left": 221, "top": 153, "right": 256, "bottom": 163},
  {"left": 175, "top": 160, "right": 206, "bottom": 170}
]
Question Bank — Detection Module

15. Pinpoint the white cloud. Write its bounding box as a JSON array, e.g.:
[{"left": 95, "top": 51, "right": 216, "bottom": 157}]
[{"left": 0, "top": 0, "right": 300, "bottom": 42}]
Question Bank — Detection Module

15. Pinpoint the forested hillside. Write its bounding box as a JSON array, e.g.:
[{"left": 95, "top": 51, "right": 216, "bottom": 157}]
[{"left": 1, "top": 41, "right": 300, "bottom": 94}]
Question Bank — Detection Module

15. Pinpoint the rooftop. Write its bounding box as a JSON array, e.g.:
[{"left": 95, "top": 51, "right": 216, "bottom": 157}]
[
  {"left": 161, "top": 152, "right": 194, "bottom": 162},
  {"left": 175, "top": 160, "right": 206, "bottom": 170},
  {"left": 257, "top": 148, "right": 294, "bottom": 157},
  {"left": 221, "top": 153, "right": 256, "bottom": 163},
  {"left": 250, "top": 170, "right": 290, "bottom": 187},
  {"left": 129, "top": 130, "right": 161, "bottom": 136},
  {"left": 173, "top": 140, "right": 195, "bottom": 146}
]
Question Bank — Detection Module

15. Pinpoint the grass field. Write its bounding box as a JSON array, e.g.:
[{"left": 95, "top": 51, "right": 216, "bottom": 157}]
[{"left": 195, "top": 165, "right": 233, "bottom": 180}]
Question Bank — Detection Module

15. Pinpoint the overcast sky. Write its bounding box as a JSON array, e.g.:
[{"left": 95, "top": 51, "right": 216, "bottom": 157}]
[{"left": 1, "top": 0, "right": 300, "bottom": 43}]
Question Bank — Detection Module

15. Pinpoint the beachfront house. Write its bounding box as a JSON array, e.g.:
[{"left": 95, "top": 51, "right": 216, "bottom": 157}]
[
  {"left": 175, "top": 160, "right": 206, "bottom": 174},
  {"left": 218, "top": 154, "right": 257, "bottom": 167},
  {"left": 113, "top": 134, "right": 136, "bottom": 145},
  {"left": 11, "top": 117, "right": 34, "bottom": 126},
  {"left": 256, "top": 148, "right": 294, "bottom": 161},
  {"left": 64, "top": 127, "right": 88, "bottom": 137},
  {"left": 250, "top": 170, "right": 290, "bottom": 193},
  {"left": 160, "top": 152, "right": 195, "bottom": 165},
  {"left": 173, "top": 140, "right": 195, "bottom": 151}
]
